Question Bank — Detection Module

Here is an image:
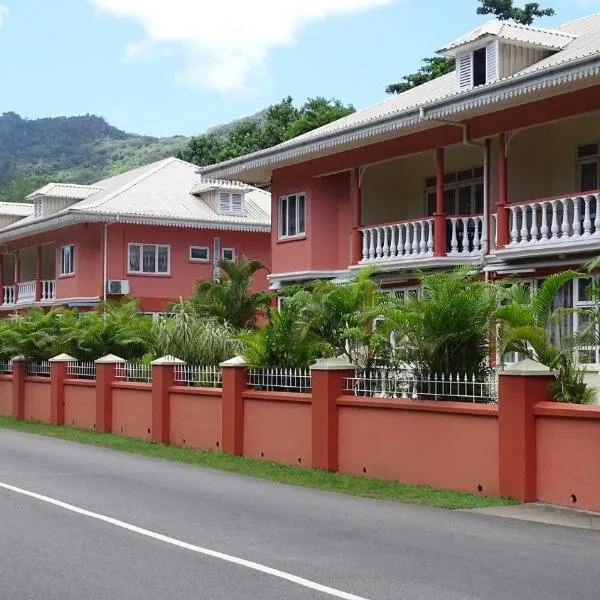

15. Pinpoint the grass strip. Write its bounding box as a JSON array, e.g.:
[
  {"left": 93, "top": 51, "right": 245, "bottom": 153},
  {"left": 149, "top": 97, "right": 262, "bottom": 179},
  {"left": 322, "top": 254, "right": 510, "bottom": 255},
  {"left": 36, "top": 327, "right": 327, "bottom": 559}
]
[{"left": 0, "top": 416, "right": 517, "bottom": 510}]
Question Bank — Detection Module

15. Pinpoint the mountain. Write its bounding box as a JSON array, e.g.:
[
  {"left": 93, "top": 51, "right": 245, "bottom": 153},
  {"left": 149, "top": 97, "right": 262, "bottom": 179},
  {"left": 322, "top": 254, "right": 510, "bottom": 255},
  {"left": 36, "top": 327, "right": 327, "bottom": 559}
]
[{"left": 0, "top": 112, "right": 188, "bottom": 201}]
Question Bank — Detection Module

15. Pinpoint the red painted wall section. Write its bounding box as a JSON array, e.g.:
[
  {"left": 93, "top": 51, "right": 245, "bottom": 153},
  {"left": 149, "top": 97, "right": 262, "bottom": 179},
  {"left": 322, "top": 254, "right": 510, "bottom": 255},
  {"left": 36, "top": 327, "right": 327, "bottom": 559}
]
[
  {"left": 535, "top": 403, "right": 600, "bottom": 512},
  {"left": 23, "top": 378, "right": 51, "bottom": 423},
  {"left": 64, "top": 381, "right": 96, "bottom": 429},
  {"left": 169, "top": 388, "right": 222, "bottom": 450},
  {"left": 111, "top": 384, "right": 152, "bottom": 439},
  {"left": 0, "top": 376, "right": 12, "bottom": 416},
  {"left": 242, "top": 392, "right": 312, "bottom": 467},
  {"left": 107, "top": 223, "right": 271, "bottom": 311},
  {"left": 338, "top": 399, "right": 500, "bottom": 495}
]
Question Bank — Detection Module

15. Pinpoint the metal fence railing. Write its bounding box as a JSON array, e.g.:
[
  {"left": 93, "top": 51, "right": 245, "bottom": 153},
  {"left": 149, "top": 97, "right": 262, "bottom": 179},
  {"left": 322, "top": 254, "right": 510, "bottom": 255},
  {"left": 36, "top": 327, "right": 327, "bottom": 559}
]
[
  {"left": 173, "top": 365, "right": 222, "bottom": 388},
  {"left": 67, "top": 362, "right": 96, "bottom": 380},
  {"left": 0, "top": 360, "right": 12, "bottom": 374},
  {"left": 27, "top": 361, "right": 51, "bottom": 377},
  {"left": 248, "top": 367, "right": 312, "bottom": 393},
  {"left": 115, "top": 362, "right": 152, "bottom": 383},
  {"left": 345, "top": 368, "right": 498, "bottom": 404}
]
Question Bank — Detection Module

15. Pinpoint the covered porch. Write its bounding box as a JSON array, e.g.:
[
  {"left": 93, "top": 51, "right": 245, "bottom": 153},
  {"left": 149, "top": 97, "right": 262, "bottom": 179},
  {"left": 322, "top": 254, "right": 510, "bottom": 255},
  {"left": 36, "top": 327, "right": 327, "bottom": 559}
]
[{"left": 1, "top": 244, "right": 56, "bottom": 307}]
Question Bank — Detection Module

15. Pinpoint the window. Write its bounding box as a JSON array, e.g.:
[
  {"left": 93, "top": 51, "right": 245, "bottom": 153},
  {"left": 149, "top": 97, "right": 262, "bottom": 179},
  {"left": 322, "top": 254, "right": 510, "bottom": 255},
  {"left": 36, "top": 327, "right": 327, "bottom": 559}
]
[
  {"left": 190, "top": 246, "right": 210, "bottom": 262},
  {"left": 279, "top": 193, "right": 306, "bottom": 239},
  {"left": 425, "top": 168, "right": 484, "bottom": 216},
  {"left": 472, "top": 47, "right": 487, "bottom": 86},
  {"left": 60, "top": 245, "right": 74, "bottom": 275},
  {"left": 577, "top": 142, "right": 599, "bottom": 192},
  {"left": 128, "top": 243, "right": 170, "bottom": 274},
  {"left": 457, "top": 41, "right": 498, "bottom": 89},
  {"left": 218, "top": 191, "right": 244, "bottom": 214},
  {"left": 222, "top": 248, "right": 235, "bottom": 261}
]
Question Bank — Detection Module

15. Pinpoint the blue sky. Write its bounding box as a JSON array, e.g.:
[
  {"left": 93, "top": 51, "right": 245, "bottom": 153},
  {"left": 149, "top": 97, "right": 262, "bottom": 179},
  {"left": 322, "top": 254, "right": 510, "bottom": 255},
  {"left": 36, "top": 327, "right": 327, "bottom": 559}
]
[{"left": 0, "top": 1, "right": 596, "bottom": 137}]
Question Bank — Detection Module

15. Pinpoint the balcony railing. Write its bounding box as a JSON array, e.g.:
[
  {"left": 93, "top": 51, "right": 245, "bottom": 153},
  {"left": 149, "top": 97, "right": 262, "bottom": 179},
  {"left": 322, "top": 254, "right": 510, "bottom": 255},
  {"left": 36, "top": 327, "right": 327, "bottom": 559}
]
[
  {"left": 360, "top": 215, "right": 484, "bottom": 264},
  {"left": 41, "top": 280, "right": 56, "bottom": 301},
  {"left": 2, "top": 285, "right": 15, "bottom": 305},
  {"left": 0, "top": 279, "right": 57, "bottom": 306},
  {"left": 17, "top": 281, "right": 36, "bottom": 304},
  {"left": 507, "top": 192, "right": 600, "bottom": 247}
]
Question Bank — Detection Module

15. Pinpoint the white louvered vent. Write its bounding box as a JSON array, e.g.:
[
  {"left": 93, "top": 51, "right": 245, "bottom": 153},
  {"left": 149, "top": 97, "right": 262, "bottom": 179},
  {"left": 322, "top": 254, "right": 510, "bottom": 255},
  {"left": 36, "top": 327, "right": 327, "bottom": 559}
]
[
  {"left": 486, "top": 40, "right": 499, "bottom": 84},
  {"left": 218, "top": 190, "right": 244, "bottom": 214},
  {"left": 458, "top": 53, "right": 473, "bottom": 89},
  {"left": 34, "top": 199, "right": 43, "bottom": 218},
  {"left": 231, "top": 192, "right": 243, "bottom": 212},
  {"left": 219, "top": 191, "right": 231, "bottom": 213}
]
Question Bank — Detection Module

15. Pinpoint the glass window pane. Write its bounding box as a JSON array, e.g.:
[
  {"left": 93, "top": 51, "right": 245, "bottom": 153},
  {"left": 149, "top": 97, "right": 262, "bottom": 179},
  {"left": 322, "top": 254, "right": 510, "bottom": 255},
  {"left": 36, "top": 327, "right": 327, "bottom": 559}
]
[
  {"left": 288, "top": 195, "right": 297, "bottom": 236},
  {"left": 143, "top": 245, "right": 156, "bottom": 273},
  {"left": 280, "top": 197, "right": 287, "bottom": 236},
  {"left": 427, "top": 192, "right": 436, "bottom": 216},
  {"left": 580, "top": 161, "right": 598, "bottom": 192},
  {"left": 298, "top": 194, "right": 305, "bottom": 234},
  {"left": 444, "top": 188, "right": 456, "bottom": 214},
  {"left": 474, "top": 184, "right": 484, "bottom": 214},
  {"left": 458, "top": 186, "right": 473, "bottom": 214},
  {"left": 190, "top": 247, "right": 208, "bottom": 261},
  {"left": 578, "top": 144, "right": 598, "bottom": 158},
  {"left": 157, "top": 246, "right": 169, "bottom": 273},
  {"left": 129, "top": 245, "right": 140, "bottom": 272}
]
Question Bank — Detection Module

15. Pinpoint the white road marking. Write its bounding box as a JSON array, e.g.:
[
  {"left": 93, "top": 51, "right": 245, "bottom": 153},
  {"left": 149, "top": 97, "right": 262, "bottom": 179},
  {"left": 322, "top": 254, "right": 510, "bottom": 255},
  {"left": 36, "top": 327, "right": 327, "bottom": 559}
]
[{"left": 0, "top": 481, "right": 370, "bottom": 600}]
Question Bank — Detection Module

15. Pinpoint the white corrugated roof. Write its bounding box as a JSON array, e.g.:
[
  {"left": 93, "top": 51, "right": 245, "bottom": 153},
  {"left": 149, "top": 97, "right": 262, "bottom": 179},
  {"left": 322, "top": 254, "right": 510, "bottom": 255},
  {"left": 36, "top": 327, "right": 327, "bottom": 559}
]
[
  {"left": 190, "top": 178, "right": 253, "bottom": 195},
  {"left": 202, "top": 13, "right": 600, "bottom": 181},
  {"left": 438, "top": 20, "right": 576, "bottom": 54},
  {"left": 26, "top": 182, "right": 103, "bottom": 200},
  {"left": 0, "top": 202, "right": 34, "bottom": 216}
]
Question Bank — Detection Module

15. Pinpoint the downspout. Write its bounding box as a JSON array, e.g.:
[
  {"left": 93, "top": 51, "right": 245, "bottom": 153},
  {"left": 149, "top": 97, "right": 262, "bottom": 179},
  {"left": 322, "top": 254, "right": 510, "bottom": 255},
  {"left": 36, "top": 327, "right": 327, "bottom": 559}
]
[{"left": 103, "top": 223, "right": 108, "bottom": 303}]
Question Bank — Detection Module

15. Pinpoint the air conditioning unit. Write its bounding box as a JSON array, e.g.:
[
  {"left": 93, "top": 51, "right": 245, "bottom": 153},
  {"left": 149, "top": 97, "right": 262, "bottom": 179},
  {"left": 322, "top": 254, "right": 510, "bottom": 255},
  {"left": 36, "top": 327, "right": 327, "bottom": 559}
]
[{"left": 106, "top": 280, "right": 130, "bottom": 295}]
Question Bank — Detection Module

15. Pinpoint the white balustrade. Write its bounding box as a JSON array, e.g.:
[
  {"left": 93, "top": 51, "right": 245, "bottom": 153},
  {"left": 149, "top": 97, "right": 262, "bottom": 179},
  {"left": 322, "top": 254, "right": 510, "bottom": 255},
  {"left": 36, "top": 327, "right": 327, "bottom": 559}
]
[
  {"left": 2, "top": 285, "right": 15, "bottom": 305},
  {"left": 360, "top": 219, "right": 435, "bottom": 263},
  {"left": 447, "top": 215, "right": 485, "bottom": 256},
  {"left": 507, "top": 193, "right": 600, "bottom": 247},
  {"left": 41, "top": 279, "right": 56, "bottom": 301},
  {"left": 16, "top": 281, "right": 36, "bottom": 304}
]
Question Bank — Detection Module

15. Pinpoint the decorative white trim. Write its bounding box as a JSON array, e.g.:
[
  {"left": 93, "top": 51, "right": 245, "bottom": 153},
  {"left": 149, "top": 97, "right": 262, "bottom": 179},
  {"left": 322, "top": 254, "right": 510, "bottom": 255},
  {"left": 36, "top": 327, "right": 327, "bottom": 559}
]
[{"left": 268, "top": 269, "right": 353, "bottom": 289}]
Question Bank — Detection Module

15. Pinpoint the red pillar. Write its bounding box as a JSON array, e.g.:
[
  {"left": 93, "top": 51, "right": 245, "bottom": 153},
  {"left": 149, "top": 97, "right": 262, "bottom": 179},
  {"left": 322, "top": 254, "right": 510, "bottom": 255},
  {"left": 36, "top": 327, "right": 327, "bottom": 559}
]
[
  {"left": 498, "top": 360, "right": 554, "bottom": 501},
  {"left": 11, "top": 357, "right": 26, "bottom": 420},
  {"left": 310, "top": 358, "right": 355, "bottom": 472},
  {"left": 352, "top": 167, "right": 363, "bottom": 264},
  {"left": 220, "top": 357, "right": 247, "bottom": 456},
  {"left": 35, "top": 245, "right": 42, "bottom": 302},
  {"left": 434, "top": 148, "right": 447, "bottom": 257},
  {"left": 95, "top": 355, "right": 124, "bottom": 433},
  {"left": 496, "top": 133, "right": 509, "bottom": 248},
  {"left": 50, "top": 354, "right": 74, "bottom": 426},
  {"left": 151, "top": 356, "right": 183, "bottom": 444}
]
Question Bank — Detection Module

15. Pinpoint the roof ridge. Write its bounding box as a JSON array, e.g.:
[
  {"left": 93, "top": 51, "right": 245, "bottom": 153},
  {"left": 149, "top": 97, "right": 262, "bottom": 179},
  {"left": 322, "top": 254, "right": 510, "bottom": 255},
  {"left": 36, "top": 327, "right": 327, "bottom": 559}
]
[
  {"left": 499, "top": 20, "right": 577, "bottom": 38},
  {"left": 80, "top": 157, "right": 183, "bottom": 210},
  {"left": 557, "top": 12, "right": 600, "bottom": 29}
]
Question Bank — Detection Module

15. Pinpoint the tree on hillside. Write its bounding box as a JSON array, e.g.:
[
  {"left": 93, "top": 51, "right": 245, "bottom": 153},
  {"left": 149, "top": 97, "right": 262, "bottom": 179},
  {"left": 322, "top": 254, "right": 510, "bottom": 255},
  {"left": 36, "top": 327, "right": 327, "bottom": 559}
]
[
  {"left": 386, "top": 0, "right": 555, "bottom": 94},
  {"left": 178, "top": 96, "right": 355, "bottom": 167}
]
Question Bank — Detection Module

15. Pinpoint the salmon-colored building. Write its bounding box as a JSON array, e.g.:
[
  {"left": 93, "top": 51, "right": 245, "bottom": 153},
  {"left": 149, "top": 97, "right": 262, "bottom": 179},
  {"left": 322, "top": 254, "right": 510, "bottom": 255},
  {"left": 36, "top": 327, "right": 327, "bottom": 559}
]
[
  {"left": 203, "top": 13, "right": 600, "bottom": 366},
  {"left": 0, "top": 158, "right": 271, "bottom": 313}
]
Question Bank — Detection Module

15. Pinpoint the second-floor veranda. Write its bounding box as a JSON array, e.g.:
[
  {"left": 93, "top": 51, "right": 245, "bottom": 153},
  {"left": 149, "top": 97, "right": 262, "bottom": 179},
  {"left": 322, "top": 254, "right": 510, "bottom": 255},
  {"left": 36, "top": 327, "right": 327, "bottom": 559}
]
[{"left": 354, "top": 110, "right": 600, "bottom": 270}]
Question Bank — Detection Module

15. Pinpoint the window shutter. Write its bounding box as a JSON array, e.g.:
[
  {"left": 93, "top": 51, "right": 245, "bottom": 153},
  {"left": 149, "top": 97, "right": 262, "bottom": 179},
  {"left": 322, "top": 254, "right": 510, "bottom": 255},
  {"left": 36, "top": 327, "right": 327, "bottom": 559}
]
[
  {"left": 219, "top": 191, "right": 231, "bottom": 213},
  {"left": 231, "top": 192, "right": 243, "bottom": 212},
  {"left": 458, "top": 53, "right": 473, "bottom": 89},
  {"left": 486, "top": 40, "right": 499, "bottom": 83},
  {"left": 34, "top": 200, "right": 43, "bottom": 218}
]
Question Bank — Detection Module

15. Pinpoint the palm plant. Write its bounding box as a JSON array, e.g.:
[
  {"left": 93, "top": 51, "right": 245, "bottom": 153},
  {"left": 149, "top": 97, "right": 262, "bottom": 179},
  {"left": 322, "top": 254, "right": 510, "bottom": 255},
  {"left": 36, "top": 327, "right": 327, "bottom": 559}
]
[
  {"left": 191, "top": 257, "right": 271, "bottom": 329},
  {"left": 495, "top": 270, "right": 594, "bottom": 404}
]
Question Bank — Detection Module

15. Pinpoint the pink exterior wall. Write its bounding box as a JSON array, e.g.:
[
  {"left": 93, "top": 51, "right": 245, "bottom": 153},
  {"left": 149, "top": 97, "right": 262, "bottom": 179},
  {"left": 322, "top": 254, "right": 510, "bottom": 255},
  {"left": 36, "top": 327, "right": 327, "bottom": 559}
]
[
  {"left": 23, "top": 378, "right": 51, "bottom": 423},
  {"left": 111, "top": 383, "right": 152, "bottom": 439},
  {"left": 169, "top": 388, "right": 221, "bottom": 450},
  {"left": 0, "top": 377, "right": 11, "bottom": 416},
  {"left": 107, "top": 223, "right": 271, "bottom": 311},
  {"left": 64, "top": 381, "right": 96, "bottom": 429},
  {"left": 535, "top": 403, "right": 600, "bottom": 512},
  {"left": 338, "top": 398, "right": 500, "bottom": 495},
  {"left": 242, "top": 392, "right": 312, "bottom": 467}
]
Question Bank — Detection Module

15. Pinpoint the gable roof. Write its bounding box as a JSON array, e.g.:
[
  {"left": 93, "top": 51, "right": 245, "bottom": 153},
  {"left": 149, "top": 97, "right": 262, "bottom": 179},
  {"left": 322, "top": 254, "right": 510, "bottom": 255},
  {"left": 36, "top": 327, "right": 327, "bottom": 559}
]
[
  {"left": 0, "top": 202, "right": 35, "bottom": 217},
  {"left": 26, "top": 182, "right": 103, "bottom": 201},
  {"left": 0, "top": 157, "right": 270, "bottom": 241},
  {"left": 201, "top": 13, "right": 600, "bottom": 183}
]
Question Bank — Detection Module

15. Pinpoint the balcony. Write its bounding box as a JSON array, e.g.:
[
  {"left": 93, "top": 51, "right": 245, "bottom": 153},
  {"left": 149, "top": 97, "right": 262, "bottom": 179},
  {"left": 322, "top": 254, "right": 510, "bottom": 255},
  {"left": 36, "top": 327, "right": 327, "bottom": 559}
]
[
  {"left": 359, "top": 215, "right": 485, "bottom": 266},
  {"left": 0, "top": 279, "right": 56, "bottom": 307}
]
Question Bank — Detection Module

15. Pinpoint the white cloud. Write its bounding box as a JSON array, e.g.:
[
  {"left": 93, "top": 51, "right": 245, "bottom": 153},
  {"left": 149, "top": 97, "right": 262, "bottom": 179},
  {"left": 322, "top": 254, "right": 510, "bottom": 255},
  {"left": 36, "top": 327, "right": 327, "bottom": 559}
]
[
  {"left": 0, "top": 6, "right": 8, "bottom": 28},
  {"left": 90, "top": 0, "right": 398, "bottom": 92}
]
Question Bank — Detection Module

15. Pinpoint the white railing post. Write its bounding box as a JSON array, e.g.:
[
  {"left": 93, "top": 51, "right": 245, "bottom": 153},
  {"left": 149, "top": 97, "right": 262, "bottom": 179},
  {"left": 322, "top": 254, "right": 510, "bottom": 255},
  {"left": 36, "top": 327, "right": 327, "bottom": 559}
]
[
  {"left": 540, "top": 202, "right": 549, "bottom": 241},
  {"left": 560, "top": 198, "right": 570, "bottom": 238},
  {"left": 519, "top": 205, "right": 529, "bottom": 245},
  {"left": 362, "top": 230, "right": 369, "bottom": 261},
  {"left": 510, "top": 206, "right": 519, "bottom": 245},
  {"left": 583, "top": 196, "right": 592, "bottom": 237},
  {"left": 427, "top": 219, "right": 434, "bottom": 254},
  {"left": 450, "top": 218, "right": 458, "bottom": 254},
  {"left": 550, "top": 200, "right": 559, "bottom": 240},
  {"left": 530, "top": 204, "right": 539, "bottom": 242},
  {"left": 573, "top": 197, "right": 581, "bottom": 238}
]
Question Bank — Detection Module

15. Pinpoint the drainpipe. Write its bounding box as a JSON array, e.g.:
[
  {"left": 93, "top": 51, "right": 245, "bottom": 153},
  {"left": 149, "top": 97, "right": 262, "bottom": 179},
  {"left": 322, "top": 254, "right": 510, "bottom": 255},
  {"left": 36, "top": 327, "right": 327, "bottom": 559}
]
[{"left": 103, "top": 223, "right": 108, "bottom": 303}]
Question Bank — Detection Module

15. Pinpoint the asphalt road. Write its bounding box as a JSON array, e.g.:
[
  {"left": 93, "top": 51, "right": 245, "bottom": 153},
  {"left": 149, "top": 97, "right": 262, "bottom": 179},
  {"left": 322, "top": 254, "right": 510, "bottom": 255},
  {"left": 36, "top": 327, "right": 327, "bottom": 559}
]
[{"left": 0, "top": 430, "right": 599, "bottom": 600}]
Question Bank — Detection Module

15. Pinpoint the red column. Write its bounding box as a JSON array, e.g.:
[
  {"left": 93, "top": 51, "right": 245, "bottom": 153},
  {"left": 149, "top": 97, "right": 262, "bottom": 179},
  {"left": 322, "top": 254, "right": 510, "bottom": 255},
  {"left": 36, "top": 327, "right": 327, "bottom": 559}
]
[
  {"left": 11, "top": 357, "right": 26, "bottom": 420},
  {"left": 498, "top": 360, "right": 554, "bottom": 501},
  {"left": 95, "top": 355, "right": 124, "bottom": 433},
  {"left": 35, "top": 245, "right": 42, "bottom": 302},
  {"left": 496, "top": 133, "right": 509, "bottom": 248},
  {"left": 151, "top": 357, "right": 183, "bottom": 444},
  {"left": 310, "top": 358, "right": 355, "bottom": 472},
  {"left": 352, "top": 167, "right": 363, "bottom": 264},
  {"left": 221, "top": 357, "right": 247, "bottom": 456},
  {"left": 50, "top": 354, "right": 74, "bottom": 426},
  {"left": 434, "top": 148, "right": 447, "bottom": 256}
]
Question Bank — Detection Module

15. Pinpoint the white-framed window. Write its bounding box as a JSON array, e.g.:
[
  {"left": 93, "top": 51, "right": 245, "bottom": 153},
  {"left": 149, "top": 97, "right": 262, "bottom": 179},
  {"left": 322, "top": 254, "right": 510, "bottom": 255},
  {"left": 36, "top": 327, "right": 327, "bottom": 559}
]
[
  {"left": 60, "top": 244, "right": 75, "bottom": 275},
  {"left": 425, "top": 167, "right": 484, "bottom": 216},
  {"left": 189, "top": 246, "right": 210, "bottom": 262},
  {"left": 279, "top": 193, "right": 306, "bottom": 239},
  {"left": 218, "top": 191, "right": 244, "bottom": 214},
  {"left": 128, "top": 243, "right": 170, "bottom": 274},
  {"left": 222, "top": 248, "right": 235, "bottom": 262},
  {"left": 577, "top": 142, "right": 600, "bottom": 193}
]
